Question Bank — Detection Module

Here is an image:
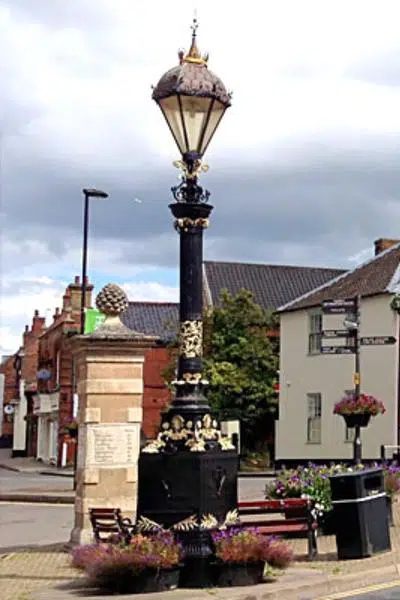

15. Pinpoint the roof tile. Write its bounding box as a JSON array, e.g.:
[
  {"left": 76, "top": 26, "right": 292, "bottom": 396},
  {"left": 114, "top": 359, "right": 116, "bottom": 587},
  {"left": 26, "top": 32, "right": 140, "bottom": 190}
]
[
  {"left": 279, "top": 243, "right": 400, "bottom": 312},
  {"left": 121, "top": 302, "right": 179, "bottom": 341},
  {"left": 204, "top": 261, "right": 345, "bottom": 310}
]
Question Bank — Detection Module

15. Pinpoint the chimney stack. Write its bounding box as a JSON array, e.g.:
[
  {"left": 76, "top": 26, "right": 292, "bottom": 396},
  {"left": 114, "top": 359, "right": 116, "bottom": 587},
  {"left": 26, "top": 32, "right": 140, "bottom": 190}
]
[
  {"left": 374, "top": 238, "right": 400, "bottom": 256},
  {"left": 67, "top": 275, "right": 94, "bottom": 312}
]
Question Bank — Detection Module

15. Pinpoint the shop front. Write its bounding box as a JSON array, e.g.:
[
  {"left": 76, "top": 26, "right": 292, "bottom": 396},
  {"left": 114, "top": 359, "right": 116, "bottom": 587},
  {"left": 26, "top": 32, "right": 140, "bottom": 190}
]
[{"left": 36, "top": 392, "right": 59, "bottom": 464}]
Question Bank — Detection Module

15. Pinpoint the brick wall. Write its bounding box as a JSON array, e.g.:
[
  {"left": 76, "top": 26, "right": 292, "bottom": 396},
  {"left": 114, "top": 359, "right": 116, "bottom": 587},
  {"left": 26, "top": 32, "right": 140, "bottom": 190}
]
[
  {"left": 142, "top": 346, "right": 172, "bottom": 438},
  {"left": 37, "top": 276, "right": 92, "bottom": 465},
  {"left": 0, "top": 355, "right": 17, "bottom": 439}
]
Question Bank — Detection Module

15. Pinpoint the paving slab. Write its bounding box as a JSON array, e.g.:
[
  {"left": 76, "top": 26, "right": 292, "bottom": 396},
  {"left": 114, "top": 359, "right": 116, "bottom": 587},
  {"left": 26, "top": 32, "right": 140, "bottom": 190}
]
[
  {"left": 0, "top": 449, "right": 73, "bottom": 477},
  {"left": 26, "top": 564, "right": 400, "bottom": 600},
  {"left": 0, "top": 540, "right": 399, "bottom": 600}
]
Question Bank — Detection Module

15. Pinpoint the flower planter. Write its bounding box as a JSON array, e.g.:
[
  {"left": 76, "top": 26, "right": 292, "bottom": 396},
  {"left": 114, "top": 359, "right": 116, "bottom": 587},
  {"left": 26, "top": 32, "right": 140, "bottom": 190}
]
[
  {"left": 213, "top": 561, "right": 264, "bottom": 587},
  {"left": 342, "top": 413, "right": 371, "bottom": 428},
  {"left": 94, "top": 567, "right": 180, "bottom": 594},
  {"left": 386, "top": 496, "right": 393, "bottom": 527}
]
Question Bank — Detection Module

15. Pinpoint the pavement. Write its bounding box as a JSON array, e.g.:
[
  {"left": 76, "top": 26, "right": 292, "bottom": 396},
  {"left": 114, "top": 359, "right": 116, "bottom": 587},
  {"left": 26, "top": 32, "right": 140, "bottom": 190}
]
[
  {"left": 1, "top": 451, "right": 400, "bottom": 599},
  {"left": 0, "top": 448, "right": 73, "bottom": 477}
]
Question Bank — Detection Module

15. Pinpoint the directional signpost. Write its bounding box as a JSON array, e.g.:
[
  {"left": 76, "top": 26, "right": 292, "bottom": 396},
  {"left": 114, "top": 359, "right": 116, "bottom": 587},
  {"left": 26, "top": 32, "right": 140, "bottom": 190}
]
[
  {"left": 322, "top": 299, "right": 357, "bottom": 314},
  {"left": 322, "top": 329, "right": 350, "bottom": 339},
  {"left": 321, "top": 296, "right": 362, "bottom": 464},
  {"left": 360, "top": 336, "right": 396, "bottom": 346},
  {"left": 321, "top": 346, "right": 355, "bottom": 355},
  {"left": 321, "top": 295, "right": 398, "bottom": 465}
]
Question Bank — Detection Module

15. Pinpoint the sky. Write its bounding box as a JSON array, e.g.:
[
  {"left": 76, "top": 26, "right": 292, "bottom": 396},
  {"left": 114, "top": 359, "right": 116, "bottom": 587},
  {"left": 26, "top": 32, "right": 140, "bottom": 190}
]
[{"left": 2, "top": 0, "right": 400, "bottom": 357}]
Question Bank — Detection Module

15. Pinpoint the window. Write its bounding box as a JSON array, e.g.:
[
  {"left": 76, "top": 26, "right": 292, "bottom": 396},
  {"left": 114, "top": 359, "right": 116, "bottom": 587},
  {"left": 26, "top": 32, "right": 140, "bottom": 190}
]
[
  {"left": 55, "top": 350, "right": 61, "bottom": 386},
  {"left": 344, "top": 389, "right": 355, "bottom": 442},
  {"left": 308, "top": 311, "right": 322, "bottom": 354},
  {"left": 307, "top": 393, "right": 322, "bottom": 443}
]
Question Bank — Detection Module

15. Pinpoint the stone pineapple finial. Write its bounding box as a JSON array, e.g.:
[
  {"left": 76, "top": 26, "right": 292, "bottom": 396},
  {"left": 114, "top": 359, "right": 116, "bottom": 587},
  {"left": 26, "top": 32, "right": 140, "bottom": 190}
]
[{"left": 95, "top": 283, "right": 129, "bottom": 327}]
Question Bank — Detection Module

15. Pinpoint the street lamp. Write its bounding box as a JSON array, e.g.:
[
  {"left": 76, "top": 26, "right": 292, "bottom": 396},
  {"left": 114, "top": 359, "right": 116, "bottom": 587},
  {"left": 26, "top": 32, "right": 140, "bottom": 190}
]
[
  {"left": 80, "top": 188, "right": 108, "bottom": 334},
  {"left": 138, "top": 19, "right": 237, "bottom": 589}
]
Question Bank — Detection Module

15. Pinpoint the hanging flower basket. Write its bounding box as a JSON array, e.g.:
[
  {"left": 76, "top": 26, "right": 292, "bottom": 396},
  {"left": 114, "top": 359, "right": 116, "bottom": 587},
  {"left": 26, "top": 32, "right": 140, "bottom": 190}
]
[
  {"left": 333, "top": 393, "right": 385, "bottom": 428},
  {"left": 342, "top": 413, "right": 371, "bottom": 428}
]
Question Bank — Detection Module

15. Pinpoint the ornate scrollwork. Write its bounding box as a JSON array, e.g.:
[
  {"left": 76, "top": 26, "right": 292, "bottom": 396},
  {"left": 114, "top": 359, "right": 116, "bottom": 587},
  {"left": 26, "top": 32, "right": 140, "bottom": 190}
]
[
  {"left": 171, "top": 515, "right": 198, "bottom": 531},
  {"left": 185, "top": 413, "right": 236, "bottom": 452},
  {"left": 174, "top": 217, "right": 209, "bottom": 232},
  {"left": 182, "top": 372, "right": 202, "bottom": 383},
  {"left": 142, "top": 414, "right": 195, "bottom": 454},
  {"left": 171, "top": 179, "right": 211, "bottom": 204},
  {"left": 141, "top": 412, "right": 235, "bottom": 454},
  {"left": 171, "top": 374, "right": 209, "bottom": 387},
  {"left": 173, "top": 158, "right": 209, "bottom": 180},
  {"left": 179, "top": 320, "right": 203, "bottom": 358}
]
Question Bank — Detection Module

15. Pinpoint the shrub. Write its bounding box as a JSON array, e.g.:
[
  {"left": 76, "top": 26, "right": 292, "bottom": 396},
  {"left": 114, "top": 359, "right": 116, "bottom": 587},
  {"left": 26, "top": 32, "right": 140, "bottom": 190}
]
[
  {"left": 266, "top": 462, "right": 400, "bottom": 519},
  {"left": 264, "top": 539, "right": 293, "bottom": 569},
  {"left": 77, "top": 532, "right": 182, "bottom": 591},
  {"left": 71, "top": 544, "right": 110, "bottom": 570}
]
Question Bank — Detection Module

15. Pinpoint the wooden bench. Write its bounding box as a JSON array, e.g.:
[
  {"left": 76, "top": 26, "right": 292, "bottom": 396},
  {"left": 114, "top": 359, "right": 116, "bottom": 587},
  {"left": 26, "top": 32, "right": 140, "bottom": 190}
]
[
  {"left": 238, "top": 498, "right": 318, "bottom": 560},
  {"left": 89, "top": 508, "right": 134, "bottom": 544}
]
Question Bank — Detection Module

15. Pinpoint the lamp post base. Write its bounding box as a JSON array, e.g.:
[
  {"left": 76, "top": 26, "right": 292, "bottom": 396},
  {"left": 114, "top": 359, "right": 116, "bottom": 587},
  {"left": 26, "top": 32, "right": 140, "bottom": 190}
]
[
  {"left": 138, "top": 450, "right": 238, "bottom": 527},
  {"left": 138, "top": 450, "right": 238, "bottom": 588}
]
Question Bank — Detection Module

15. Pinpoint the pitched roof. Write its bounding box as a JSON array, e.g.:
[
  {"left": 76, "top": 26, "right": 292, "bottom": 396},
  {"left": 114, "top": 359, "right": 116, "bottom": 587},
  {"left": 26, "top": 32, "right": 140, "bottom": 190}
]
[
  {"left": 279, "top": 242, "right": 400, "bottom": 313},
  {"left": 121, "top": 302, "right": 179, "bottom": 341},
  {"left": 203, "top": 261, "right": 345, "bottom": 310}
]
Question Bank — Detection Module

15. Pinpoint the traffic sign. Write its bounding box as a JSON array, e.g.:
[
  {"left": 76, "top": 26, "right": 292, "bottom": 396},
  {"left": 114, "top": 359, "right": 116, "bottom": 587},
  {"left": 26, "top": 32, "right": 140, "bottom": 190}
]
[
  {"left": 360, "top": 336, "right": 397, "bottom": 346},
  {"left": 321, "top": 346, "right": 356, "bottom": 355},
  {"left": 322, "top": 329, "right": 351, "bottom": 338},
  {"left": 322, "top": 299, "right": 357, "bottom": 314},
  {"left": 353, "top": 373, "right": 360, "bottom": 385}
]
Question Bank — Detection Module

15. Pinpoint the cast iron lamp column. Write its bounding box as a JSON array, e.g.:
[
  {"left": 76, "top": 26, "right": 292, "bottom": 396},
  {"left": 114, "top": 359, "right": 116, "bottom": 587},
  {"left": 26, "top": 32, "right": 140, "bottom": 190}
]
[
  {"left": 138, "top": 20, "right": 238, "bottom": 589},
  {"left": 151, "top": 17, "right": 231, "bottom": 428},
  {"left": 80, "top": 188, "right": 108, "bottom": 334}
]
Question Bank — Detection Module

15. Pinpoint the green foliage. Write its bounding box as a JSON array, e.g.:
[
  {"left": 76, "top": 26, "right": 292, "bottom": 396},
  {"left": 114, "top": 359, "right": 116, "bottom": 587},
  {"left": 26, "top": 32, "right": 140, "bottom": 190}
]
[
  {"left": 203, "top": 289, "right": 279, "bottom": 447},
  {"left": 162, "top": 289, "right": 279, "bottom": 450}
]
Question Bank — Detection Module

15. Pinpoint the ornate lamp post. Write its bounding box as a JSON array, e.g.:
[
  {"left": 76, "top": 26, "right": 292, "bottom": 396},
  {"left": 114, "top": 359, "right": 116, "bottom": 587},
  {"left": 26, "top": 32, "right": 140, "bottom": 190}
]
[{"left": 138, "top": 20, "right": 238, "bottom": 588}]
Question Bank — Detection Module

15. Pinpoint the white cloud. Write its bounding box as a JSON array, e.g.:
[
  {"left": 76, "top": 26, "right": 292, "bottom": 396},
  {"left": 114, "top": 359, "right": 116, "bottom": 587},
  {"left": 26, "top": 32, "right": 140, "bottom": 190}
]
[
  {"left": 2, "top": 0, "right": 400, "bottom": 356},
  {"left": 0, "top": 236, "right": 179, "bottom": 357},
  {"left": 121, "top": 282, "right": 178, "bottom": 303}
]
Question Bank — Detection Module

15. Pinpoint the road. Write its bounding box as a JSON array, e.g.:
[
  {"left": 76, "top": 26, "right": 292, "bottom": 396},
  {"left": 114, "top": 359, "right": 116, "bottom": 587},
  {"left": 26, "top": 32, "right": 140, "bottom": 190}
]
[
  {"left": 0, "top": 468, "right": 74, "bottom": 551},
  {"left": 337, "top": 585, "right": 400, "bottom": 599},
  {"left": 0, "top": 468, "right": 73, "bottom": 493}
]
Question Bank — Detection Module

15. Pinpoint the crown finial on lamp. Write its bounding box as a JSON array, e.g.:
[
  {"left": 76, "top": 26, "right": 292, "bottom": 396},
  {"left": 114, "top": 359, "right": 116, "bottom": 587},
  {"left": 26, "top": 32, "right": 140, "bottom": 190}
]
[{"left": 178, "top": 15, "right": 208, "bottom": 65}]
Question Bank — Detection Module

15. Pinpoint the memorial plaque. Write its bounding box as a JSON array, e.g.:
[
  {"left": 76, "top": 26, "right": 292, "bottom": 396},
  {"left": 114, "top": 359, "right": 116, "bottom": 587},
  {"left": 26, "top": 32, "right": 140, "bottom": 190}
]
[{"left": 79, "top": 423, "right": 139, "bottom": 469}]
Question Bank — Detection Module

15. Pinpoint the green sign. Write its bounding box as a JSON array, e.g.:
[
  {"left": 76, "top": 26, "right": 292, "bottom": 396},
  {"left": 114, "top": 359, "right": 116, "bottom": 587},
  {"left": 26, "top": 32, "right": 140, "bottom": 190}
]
[{"left": 84, "top": 308, "right": 106, "bottom": 334}]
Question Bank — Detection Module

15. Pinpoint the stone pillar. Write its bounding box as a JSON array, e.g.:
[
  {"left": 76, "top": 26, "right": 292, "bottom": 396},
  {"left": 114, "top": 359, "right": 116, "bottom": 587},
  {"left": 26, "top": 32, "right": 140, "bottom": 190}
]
[{"left": 69, "top": 284, "right": 156, "bottom": 545}]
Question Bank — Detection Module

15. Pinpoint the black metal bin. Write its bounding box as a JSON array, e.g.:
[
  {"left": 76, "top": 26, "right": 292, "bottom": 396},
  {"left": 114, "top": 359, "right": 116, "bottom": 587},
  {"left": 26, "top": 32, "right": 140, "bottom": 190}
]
[{"left": 329, "top": 467, "right": 391, "bottom": 559}]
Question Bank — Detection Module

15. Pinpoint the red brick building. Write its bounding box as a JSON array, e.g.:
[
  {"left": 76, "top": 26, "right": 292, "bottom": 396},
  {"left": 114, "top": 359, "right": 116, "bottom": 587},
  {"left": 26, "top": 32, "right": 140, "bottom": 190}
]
[
  {"left": 35, "top": 276, "right": 93, "bottom": 465},
  {"left": 0, "top": 311, "right": 46, "bottom": 455},
  {"left": 121, "top": 302, "right": 179, "bottom": 439},
  {"left": 0, "top": 278, "right": 179, "bottom": 465},
  {"left": 0, "top": 354, "right": 17, "bottom": 446}
]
